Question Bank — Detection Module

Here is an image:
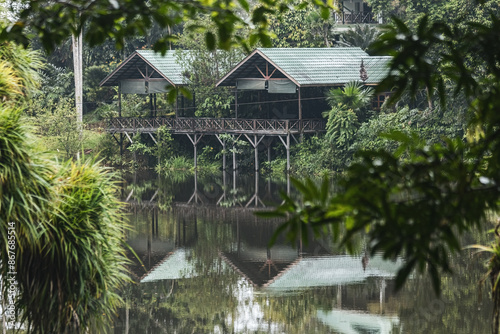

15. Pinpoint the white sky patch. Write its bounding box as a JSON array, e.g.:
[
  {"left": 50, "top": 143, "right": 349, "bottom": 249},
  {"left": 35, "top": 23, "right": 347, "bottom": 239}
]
[{"left": 226, "top": 278, "right": 283, "bottom": 333}]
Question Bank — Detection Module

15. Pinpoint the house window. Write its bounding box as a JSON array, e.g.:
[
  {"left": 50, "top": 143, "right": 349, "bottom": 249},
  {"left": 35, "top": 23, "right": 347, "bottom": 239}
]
[
  {"left": 372, "top": 93, "right": 390, "bottom": 110},
  {"left": 355, "top": 2, "right": 361, "bottom": 13}
]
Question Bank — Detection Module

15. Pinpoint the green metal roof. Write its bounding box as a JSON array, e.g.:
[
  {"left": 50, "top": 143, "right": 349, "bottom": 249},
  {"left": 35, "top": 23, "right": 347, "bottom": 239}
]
[
  {"left": 140, "top": 249, "right": 198, "bottom": 283},
  {"left": 264, "top": 255, "right": 403, "bottom": 290},
  {"left": 100, "top": 49, "right": 190, "bottom": 87},
  {"left": 317, "top": 310, "right": 400, "bottom": 334},
  {"left": 216, "top": 48, "right": 391, "bottom": 87}
]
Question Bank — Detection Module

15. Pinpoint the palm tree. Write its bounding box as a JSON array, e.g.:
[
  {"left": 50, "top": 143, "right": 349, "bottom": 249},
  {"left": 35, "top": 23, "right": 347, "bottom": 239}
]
[
  {"left": 341, "top": 24, "right": 381, "bottom": 53},
  {"left": 322, "top": 81, "right": 374, "bottom": 150},
  {"left": 325, "top": 81, "right": 374, "bottom": 114}
]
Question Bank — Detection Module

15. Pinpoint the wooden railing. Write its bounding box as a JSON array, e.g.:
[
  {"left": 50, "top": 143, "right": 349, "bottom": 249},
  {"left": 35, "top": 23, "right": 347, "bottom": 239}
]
[
  {"left": 335, "top": 12, "right": 378, "bottom": 24},
  {"left": 106, "top": 117, "right": 326, "bottom": 134}
]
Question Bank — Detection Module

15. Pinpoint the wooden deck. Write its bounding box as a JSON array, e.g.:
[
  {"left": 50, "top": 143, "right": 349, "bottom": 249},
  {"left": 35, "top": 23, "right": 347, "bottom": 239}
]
[{"left": 106, "top": 117, "right": 326, "bottom": 135}]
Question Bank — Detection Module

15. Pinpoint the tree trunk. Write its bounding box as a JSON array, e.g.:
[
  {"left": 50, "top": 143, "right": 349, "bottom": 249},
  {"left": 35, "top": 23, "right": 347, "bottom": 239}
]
[{"left": 72, "top": 31, "right": 83, "bottom": 126}]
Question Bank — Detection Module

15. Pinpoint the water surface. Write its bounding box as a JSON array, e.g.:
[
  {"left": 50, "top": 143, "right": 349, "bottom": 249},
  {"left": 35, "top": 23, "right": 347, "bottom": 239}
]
[{"left": 113, "top": 170, "right": 492, "bottom": 334}]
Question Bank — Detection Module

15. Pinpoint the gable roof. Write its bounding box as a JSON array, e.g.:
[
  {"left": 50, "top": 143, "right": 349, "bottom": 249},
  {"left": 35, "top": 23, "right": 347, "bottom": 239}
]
[
  {"left": 216, "top": 48, "right": 391, "bottom": 87},
  {"left": 140, "top": 248, "right": 198, "bottom": 283},
  {"left": 264, "top": 255, "right": 403, "bottom": 291},
  {"left": 100, "top": 50, "right": 190, "bottom": 87}
]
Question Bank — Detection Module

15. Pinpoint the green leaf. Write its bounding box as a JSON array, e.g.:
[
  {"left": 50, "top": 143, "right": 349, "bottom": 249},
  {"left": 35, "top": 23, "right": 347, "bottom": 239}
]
[{"left": 205, "top": 32, "right": 216, "bottom": 50}]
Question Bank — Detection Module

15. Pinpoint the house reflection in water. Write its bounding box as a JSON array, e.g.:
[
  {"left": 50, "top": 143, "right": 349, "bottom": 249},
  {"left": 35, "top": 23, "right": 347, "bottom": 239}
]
[
  {"left": 121, "top": 172, "right": 404, "bottom": 333},
  {"left": 221, "top": 227, "right": 403, "bottom": 334}
]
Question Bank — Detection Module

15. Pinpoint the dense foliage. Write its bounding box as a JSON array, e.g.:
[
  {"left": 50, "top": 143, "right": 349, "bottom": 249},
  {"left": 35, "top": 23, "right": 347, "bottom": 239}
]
[
  {"left": 0, "top": 28, "right": 130, "bottom": 333},
  {"left": 264, "top": 0, "right": 500, "bottom": 318}
]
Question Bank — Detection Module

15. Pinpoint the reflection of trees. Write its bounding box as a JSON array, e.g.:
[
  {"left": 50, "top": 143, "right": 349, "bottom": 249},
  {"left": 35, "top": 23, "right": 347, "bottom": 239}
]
[
  {"left": 393, "top": 233, "right": 493, "bottom": 334},
  {"left": 117, "top": 171, "right": 493, "bottom": 334},
  {"left": 122, "top": 170, "right": 289, "bottom": 210},
  {"left": 116, "top": 215, "right": 242, "bottom": 333}
]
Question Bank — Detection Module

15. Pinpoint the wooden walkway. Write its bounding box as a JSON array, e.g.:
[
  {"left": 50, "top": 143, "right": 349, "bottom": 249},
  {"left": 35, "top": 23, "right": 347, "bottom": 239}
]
[
  {"left": 106, "top": 117, "right": 325, "bottom": 135},
  {"left": 105, "top": 117, "right": 326, "bottom": 172}
]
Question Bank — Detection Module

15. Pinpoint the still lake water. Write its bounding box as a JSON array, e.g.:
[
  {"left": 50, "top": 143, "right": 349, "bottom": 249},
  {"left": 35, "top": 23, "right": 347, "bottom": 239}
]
[{"left": 112, "top": 170, "right": 493, "bottom": 334}]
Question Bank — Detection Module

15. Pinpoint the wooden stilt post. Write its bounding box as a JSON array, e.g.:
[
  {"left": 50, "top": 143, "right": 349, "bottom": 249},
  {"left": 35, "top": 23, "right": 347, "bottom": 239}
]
[
  {"left": 244, "top": 134, "right": 265, "bottom": 172},
  {"left": 223, "top": 139, "right": 226, "bottom": 171},
  {"left": 194, "top": 134, "right": 198, "bottom": 169},
  {"left": 254, "top": 135, "right": 258, "bottom": 172},
  {"left": 287, "top": 172, "right": 290, "bottom": 195},
  {"left": 215, "top": 134, "right": 227, "bottom": 171},
  {"left": 149, "top": 93, "right": 153, "bottom": 117},
  {"left": 235, "top": 89, "right": 238, "bottom": 119},
  {"left": 119, "top": 133, "right": 123, "bottom": 155},
  {"left": 118, "top": 84, "right": 122, "bottom": 117},
  {"left": 233, "top": 169, "right": 237, "bottom": 192},
  {"left": 232, "top": 135, "right": 237, "bottom": 171},
  {"left": 154, "top": 93, "right": 157, "bottom": 116},
  {"left": 267, "top": 140, "right": 271, "bottom": 163},
  {"left": 175, "top": 88, "right": 179, "bottom": 118},
  {"left": 298, "top": 87, "right": 302, "bottom": 120},
  {"left": 254, "top": 171, "right": 259, "bottom": 206},
  {"left": 298, "top": 87, "right": 303, "bottom": 141},
  {"left": 186, "top": 133, "right": 203, "bottom": 170},
  {"left": 287, "top": 135, "right": 291, "bottom": 172},
  {"left": 278, "top": 134, "right": 291, "bottom": 173}
]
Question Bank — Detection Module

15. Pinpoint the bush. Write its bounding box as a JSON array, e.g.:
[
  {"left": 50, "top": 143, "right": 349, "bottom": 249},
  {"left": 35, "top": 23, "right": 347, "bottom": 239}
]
[{"left": 1, "top": 105, "right": 129, "bottom": 332}]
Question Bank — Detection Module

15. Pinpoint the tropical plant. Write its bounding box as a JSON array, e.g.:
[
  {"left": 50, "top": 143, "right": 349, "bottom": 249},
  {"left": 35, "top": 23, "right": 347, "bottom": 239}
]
[
  {"left": 341, "top": 24, "right": 381, "bottom": 52},
  {"left": 15, "top": 158, "right": 130, "bottom": 333},
  {"left": 467, "top": 225, "right": 500, "bottom": 332},
  {"left": 0, "top": 41, "right": 43, "bottom": 103},
  {"left": 268, "top": 3, "right": 335, "bottom": 48},
  {"left": 262, "top": 10, "right": 500, "bottom": 323},
  {"left": 325, "top": 81, "right": 374, "bottom": 113},
  {"left": 0, "top": 105, "right": 53, "bottom": 273},
  {"left": 323, "top": 81, "right": 373, "bottom": 145},
  {"left": 0, "top": 41, "right": 43, "bottom": 100},
  {"left": 28, "top": 96, "right": 84, "bottom": 159},
  {"left": 0, "top": 61, "right": 22, "bottom": 100},
  {"left": 1, "top": 104, "right": 131, "bottom": 333},
  {"left": 1, "top": 0, "right": 335, "bottom": 54},
  {"left": 324, "top": 106, "right": 359, "bottom": 151},
  {"left": 175, "top": 18, "right": 241, "bottom": 118}
]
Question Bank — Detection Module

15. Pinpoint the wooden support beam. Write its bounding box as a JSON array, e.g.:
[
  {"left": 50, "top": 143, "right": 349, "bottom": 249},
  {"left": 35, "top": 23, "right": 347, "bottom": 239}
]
[
  {"left": 148, "top": 132, "right": 157, "bottom": 145},
  {"left": 232, "top": 134, "right": 242, "bottom": 171},
  {"left": 118, "top": 84, "right": 122, "bottom": 117},
  {"left": 120, "top": 133, "right": 123, "bottom": 155},
  {"left": 298, "top": 87, "right": 302, "bottom": 121},
  {"left": 111, "top": 133, "right": 125, "bottom": 156},
  {"left": 287, "top": 134, "right": 290, "bottom": 173},
  {"left": 175, "top": 88, "right": 179, "bottom": 118},
  {"left": 124, "top": 132, "right": 133, "bottom": 144},
  {"left": 149, "top": 93, "right": 153, "bottom": 117},
  {"left": 234, "top": 89, "right": 238, "bottom": 119},
  {"left": 111, "top": 133, "right": 121, "bottom": 146},
  {"left": 154, "top": 93, "right": 157, "bottom": 117},
  {"left": 278, "top": 135, "right": 290, "bottom": 172},
  {"left": 255, "top": 65, "right": 266, "bottom": 78},
  {"left": 215, "top": 134, "right": 227, "bottom": 171},
  {"left": 243, "top": 134, "right": 265, "bottom": 171},
  {"left": 254, "top": 135, "right": 258, "bottom": 171},
  {"left": 186, "top": 133, "right": 203, "bottom": 169},
  {"left": 125, "top": 189, "right": 134, "bottom": 202}
]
